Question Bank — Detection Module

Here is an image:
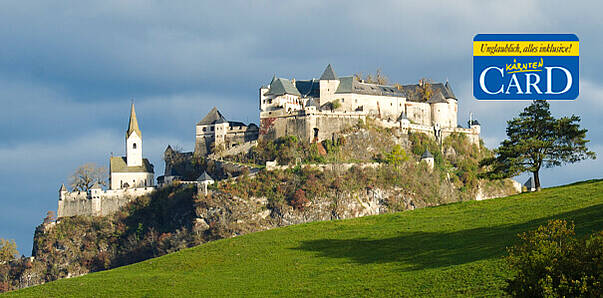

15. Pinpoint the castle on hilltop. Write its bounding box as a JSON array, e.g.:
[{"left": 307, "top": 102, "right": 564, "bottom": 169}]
[
  {"left": 193, "top": 64, "right": 480, "bottom": 157},
  {"left": 58, "top": 65, "right": 482, "bottom": 218},
  {"left": 258, "top": 64, "right": 479, "bottom": 145},
  {"left": 57, "top": 103, "right": 156, "bottom": 217}
]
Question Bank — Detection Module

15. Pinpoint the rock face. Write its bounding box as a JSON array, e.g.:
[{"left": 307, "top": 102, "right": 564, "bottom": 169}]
[
  {"left": 196, "top": 185, "right": 456, "bottom": 240},
  {"left": 339, "top": 128, "right": 411, "bottom": 161}
]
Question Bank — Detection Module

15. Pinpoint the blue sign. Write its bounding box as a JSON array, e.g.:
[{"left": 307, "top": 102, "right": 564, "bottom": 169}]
[{"left": 473, "top": 34, "right": 579, "bottom": 100}]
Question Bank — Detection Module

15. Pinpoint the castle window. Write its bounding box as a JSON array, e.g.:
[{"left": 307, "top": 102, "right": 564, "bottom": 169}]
[
  {"left": 203, "top": 127, "right": 207, "bottom": 132},
  {"left": 133, "top": 143, "right": 137, "bottom": 149},
  {"left": 211, "top": 126, "right": 214, "bottom": 131}
]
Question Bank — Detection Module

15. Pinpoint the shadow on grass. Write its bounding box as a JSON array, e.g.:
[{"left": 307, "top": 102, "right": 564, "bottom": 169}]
[{"left": 293, "top": 204, "right": 603, "bottom": 271}]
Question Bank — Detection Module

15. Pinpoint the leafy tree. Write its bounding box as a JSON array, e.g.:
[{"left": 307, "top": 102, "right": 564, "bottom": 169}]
[
  {"left": 0, "top": 239, "right": 17, "bottom": 263},
  {"left": 385, "top": 145, "right": 409, "bottom": 168},
  {"left": 505, "top": 220, "right": 603, "bottom": 297},
  {"left": 325, "top": 99, "right": 341, "bottom": 112},
  {"left": 480, "top": 100, "right": 595, "bottom": 190},
  {"left": 69, "top": 163, "right": 108, "bottom": 191}
]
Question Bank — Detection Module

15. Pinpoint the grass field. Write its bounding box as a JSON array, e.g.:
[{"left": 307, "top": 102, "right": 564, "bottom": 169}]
[{"left": 7, "top": 179, "right": 603, "bottom": 297}]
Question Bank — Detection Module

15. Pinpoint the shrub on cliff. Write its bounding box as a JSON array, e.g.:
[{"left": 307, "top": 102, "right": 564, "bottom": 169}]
[
  {"left": 0, "top": 239, "right": 17, "bottom": 263},
  {"left": 505, "top": 219, "right": 603, "bottom": 297}
]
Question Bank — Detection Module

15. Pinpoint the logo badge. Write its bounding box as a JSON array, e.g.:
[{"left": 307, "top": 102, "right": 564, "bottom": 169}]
[{"left": 473, "top": 34, "right": 579, "bottom": 100}]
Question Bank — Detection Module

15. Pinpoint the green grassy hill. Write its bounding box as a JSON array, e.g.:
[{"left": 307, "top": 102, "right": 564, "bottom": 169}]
[{"left": 8, "top": 179, "right": 603, "bottom": 297}]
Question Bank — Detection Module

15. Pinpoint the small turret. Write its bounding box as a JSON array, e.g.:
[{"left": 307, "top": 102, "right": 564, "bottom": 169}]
[
  {"left": 468, "top": 113, "right": 481, "bottom": 135},
  {"left": 197, "top": 171, "right": 215, "bottom": 195},
  {"left": 59, "top": 184, "right": 67, "bottom": 201},
  {"left": 420, "top": 149, "right": 435, "bottom": 170}
]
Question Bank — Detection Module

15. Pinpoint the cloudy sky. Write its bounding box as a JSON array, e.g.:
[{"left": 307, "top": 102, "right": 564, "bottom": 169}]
[{"left": 1, "top": 0, "right": 601, "bottom": 255}]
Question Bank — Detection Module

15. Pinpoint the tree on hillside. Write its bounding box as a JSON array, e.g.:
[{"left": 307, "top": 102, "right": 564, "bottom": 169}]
[
  {"left": 0, "top": 239, "right": 17, "bottom": 263},
  {"left": 69, "top": 163, "right": 108, "bottom": 191},
  {"left": 385, "top": 145, "right": 409, "bottom": 168},
  {"left": 480, "top": 100, "right": 595, "bottom": 190}
]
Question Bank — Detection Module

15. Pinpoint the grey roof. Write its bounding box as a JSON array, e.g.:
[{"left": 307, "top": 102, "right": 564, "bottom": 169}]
[
  {"left": 59, "top": 184, "right": 67, "bottom": 192},
  {"left": 320, "top": 64, "right": 337, "bottom": 80},
  {"left": 266, "top": 78, "right": 301, "bottom": 96},
  {"left": 197, "top": 171, "right": 214, "bottom": 182},
  {"left": 444, "top": 81, "right": 456, "bottom": 99},
  {"left": 421, "top": 149, "right": 433, "bottom": 159},
  {"left": 228, "top": 121, "right": 245, "bottom": 127},
  {"left": 110, "top": 156, "right": 154, "bottom": 173},
  {"left": 427, "top": 90, "right": 448, "bottom": 104},
  {"left": 403, "top": 82, "right": 457, "bottom": 102},
  {"left": 197, "top": 107, "right": 228, "bottom": 126},
  {"left": 295, "top": 79, "right": 320, "bottom": 97},
  {"left": 468, "top": 119, "right": 480, "bottom": 126},
  {"left": 335, "top": 76, "right": 406, "bottom": 98}
]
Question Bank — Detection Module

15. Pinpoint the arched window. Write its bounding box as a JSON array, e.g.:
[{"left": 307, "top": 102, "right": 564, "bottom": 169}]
[{"left": 133, "top": 143, "right": 137, "bottom": 149}]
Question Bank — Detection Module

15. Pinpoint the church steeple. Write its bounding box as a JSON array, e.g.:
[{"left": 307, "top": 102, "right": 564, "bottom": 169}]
[
  {"left": 126, "top": 102, "right": 143, "bottom": 167},
  {"left": 127, "top": 102, "right": 142, "bottom": 138}
]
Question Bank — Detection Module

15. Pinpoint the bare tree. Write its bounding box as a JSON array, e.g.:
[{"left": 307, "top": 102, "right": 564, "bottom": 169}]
[
  {"left": 69, "top": 163, "right": 107, "bottom": 191},
  {"left": 406, "top": 78, "right": 434, "bottom": 102},
  {"left": 353, "top": 69, "right": 388, "bottom": 85},
  {"left": 375, "top": 68, "right": 388, "bottom": 85},
  {"left": 43, "top": 211, "right": 56, "bottom": 225}
]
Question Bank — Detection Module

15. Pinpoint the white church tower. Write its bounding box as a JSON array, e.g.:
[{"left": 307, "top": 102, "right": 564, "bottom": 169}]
[
  {"left": 126, "top": 102, "right": 143, "bottom": 167},
  {"left": 109, "top": 102, "right": 154, "bottom": 190}
]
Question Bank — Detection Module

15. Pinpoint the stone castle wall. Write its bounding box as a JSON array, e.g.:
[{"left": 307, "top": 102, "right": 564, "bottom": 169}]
[
  {"left": 261, "top": 110, "right": 480, "bottom": 146},
  {"left": 58, "top": 187, "right": 156, "bottom": 217},
  {"left": 260, "top": 110, "right": 367, "bottom": 143}
]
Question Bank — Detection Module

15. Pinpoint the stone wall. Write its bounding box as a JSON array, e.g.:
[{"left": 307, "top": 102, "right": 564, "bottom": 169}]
[
  {"left": 195, "top": 126, "right": 259, "bottom": 156},
  {"left": 260, "top": 110, "right": 366, "bottom": 143},
  {"left": 58, "top": 187, "right": 156, "bottom": 217}
]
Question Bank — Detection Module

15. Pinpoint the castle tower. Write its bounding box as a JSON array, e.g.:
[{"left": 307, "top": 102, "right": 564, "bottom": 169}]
[
  {"left": 421, "top": 149, "right": 435, "bottom": 170},
  {"left": 319, "top": 64, "right": 340, "bottom": 102},
  {"left": 126, "top": 102, "right": 143, "bottom": 167}
]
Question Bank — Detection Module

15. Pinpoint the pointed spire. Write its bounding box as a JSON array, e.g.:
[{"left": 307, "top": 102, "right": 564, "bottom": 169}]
[
  {"left": 320, "top": 64, "right": 337, "bottom": 80},
  {"left": 59, "top": 184, "right": 67, "bottom": 192},
  {"left": 127, "top": 102, "right": 142, "bottom": 138}
]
